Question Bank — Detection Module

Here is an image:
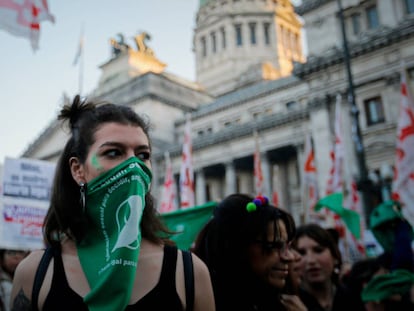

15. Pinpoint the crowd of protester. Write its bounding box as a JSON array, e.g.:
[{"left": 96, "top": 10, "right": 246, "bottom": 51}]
[
  {"left": 4, "top": 95, "right": 414, "bottom": 311},
  {"left": 193, "top": 195, "right": 414, "bottom": 311}
]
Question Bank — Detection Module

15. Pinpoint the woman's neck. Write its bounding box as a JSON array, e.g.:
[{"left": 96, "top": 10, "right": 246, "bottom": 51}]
[{"left": 303, "top": 280, "right": 336, "bottom": 311}]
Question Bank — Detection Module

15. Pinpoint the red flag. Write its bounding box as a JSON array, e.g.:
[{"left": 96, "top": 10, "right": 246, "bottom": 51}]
[
  {"left": 0, "top": 0, "right": 55, "bottom": 51},
  {"left": 159, "top": 152, "right": 177, "bottom": 213},
  {"left": 392, "top": 68, "right": 414, "bottom": 227},
  {"left": 179, "top": 115, "right": 195, "bottom": 209},
  {"left": 254, "top": 131, "right": 264, "bottom": 196}
]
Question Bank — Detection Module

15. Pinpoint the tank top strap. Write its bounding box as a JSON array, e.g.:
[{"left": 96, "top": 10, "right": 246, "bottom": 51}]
[
  {"left": 158, "top": 245, "right": 178, "bottom": 289},
  {"left": 51, "top": 246, "right": 70, "bottom": 288}
]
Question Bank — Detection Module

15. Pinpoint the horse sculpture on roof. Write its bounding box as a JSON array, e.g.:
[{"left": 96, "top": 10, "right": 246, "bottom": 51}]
[{"left": 133, "top": 32, "right": 154, "bottom": 56}]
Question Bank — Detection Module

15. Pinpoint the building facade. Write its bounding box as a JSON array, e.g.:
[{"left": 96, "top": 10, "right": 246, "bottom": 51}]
[{"left": 23, "top": 0, "right": 414, "bottom": 224}]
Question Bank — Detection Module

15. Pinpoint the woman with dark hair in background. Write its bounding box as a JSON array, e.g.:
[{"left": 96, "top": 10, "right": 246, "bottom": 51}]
[
  {"left": 193, "top": 193, "right": 297, "bottom": 311},
  {"left": 295, "top": 224, "right": 349, "bottom": 311}
]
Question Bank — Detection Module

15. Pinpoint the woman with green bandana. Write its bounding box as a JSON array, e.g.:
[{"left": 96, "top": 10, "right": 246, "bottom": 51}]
[{"left": 10, "top": 95, "right": 215, "bottom": 311}]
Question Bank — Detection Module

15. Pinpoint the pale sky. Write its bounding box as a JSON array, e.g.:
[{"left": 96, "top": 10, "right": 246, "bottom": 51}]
[
  {"left": 0, "top": 0, "right": 198, "bottom": 163},
  {"left": 0, "top": 0, "right": 303, "bottom": 164}
]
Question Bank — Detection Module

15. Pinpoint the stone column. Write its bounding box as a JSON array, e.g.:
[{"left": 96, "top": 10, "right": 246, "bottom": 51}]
[
  {"left": 225, "top": 161, "right": 237, "bottom": 195},
  {"left": 195, "top": 168, "right": 206, "bottom": 205},
  {"left": 295, "top": 142, "right": 306, "bottom": 223},
  {"left": 261, "top": 153, "right": 272, "bottom": 197},
  {"left": 210, "top": 181, "right": 222, "bottom": 202},
  {"left": 239, "top": 171, "right": 252, "bottom": 195}
]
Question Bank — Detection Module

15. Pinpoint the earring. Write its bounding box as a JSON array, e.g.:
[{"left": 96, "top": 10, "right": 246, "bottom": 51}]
[{"left": 80, "top": 182, "right": 86, "bottom": 213}]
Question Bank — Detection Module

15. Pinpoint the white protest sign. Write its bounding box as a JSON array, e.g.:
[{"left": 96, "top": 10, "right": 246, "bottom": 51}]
[{"left": 1, "top": 157, "right": 55, "bottom": 250}]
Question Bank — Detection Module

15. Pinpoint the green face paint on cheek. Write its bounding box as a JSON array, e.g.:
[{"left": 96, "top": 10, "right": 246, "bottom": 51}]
[{"left": 91, "top": 154, "right": 104, "bottom": 172}]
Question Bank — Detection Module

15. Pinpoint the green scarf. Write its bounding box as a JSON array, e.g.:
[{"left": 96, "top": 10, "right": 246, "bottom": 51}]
[
  {"left": 314, "top": 192, "right": 361, "bottom": 239},
  {"left": 77, "top": 157, "right": 152, "bottom": 311},
  {"left": 361, "top": 269, "right": 414, "bottom": 302}
]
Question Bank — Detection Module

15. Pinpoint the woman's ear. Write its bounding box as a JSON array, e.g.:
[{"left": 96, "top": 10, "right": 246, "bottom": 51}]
[{"left": 69, "top": 157, "right": 86, "bottom": 184}]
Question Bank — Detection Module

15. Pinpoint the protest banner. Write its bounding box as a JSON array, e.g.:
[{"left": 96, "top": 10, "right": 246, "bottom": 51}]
[{"left": 1, "top": 157, "right": 55, "bottom": 250}]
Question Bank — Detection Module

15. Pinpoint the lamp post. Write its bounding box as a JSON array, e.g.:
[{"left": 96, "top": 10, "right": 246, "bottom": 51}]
[{"left": 336, "top": 0, "right": 371, "bottom": 222}]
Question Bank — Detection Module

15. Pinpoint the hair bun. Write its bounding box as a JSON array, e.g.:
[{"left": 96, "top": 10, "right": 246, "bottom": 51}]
[{"left": 58, "top": 95, "right": 94, "bottom": 132}]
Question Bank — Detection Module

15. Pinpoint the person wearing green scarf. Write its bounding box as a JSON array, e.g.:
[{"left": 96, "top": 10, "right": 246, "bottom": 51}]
[
  {"left": 359, "top": 201, "right": 414, "bottom": 310},
  {"left": 10, "top": 96, "right": 215, "bottom": 311}
]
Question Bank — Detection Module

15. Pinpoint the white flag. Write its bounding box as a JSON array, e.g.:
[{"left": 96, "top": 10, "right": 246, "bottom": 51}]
[
  {"left": 392, "top": 68, "right": 414, "bottom": 227},
  {"left": 272, "top": 165, "right": 281, "bottom": 206},
  {"left": 343, "top": 179, "right": 366, "bottom": 260},
  {"left": 326, "top": 94, "right": 345, "bottom": 195},
  {"left": 326, "top": 95, "right": 363, "bottom": 263},
  {"left": 303, "top": 135, "right": 327, "bottom": 226},
  {"left": 325, "top": 94, "right": 345, "bottom": 233},
  {"left": 159, "top": 152, "right": 177, "bottom": 213},
  {"left": 303, "top": 133, "right": 319, "bottom": 212},
  {"left": 0, "top": 0, "right": 55, "bottom": 51},
  {"left": 73, "top": 30, "right": 84, "bottom": 66},
  {"left": 179, "top": 115, "right": 195, "bottom": 208}
]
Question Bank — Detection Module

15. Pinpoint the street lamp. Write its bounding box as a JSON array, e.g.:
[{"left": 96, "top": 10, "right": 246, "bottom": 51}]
[{"left": 336, "top": 0, "right": 371, "bottom": 221}]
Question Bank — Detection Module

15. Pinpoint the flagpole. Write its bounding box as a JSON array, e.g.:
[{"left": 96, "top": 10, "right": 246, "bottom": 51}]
[
  {"left": 79, "top": 44, "right": 83, "bottom": 95},
  {"left": 78, "top": 24, "right": 84, "bottom": 95},
  {"left": 337, "top": 0, "right": 370, "bottom": 222}
]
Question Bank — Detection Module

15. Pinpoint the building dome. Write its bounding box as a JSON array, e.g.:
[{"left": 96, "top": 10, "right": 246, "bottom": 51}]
[{"left": 193, "top": 0, "right": 305, "bottom": 96}]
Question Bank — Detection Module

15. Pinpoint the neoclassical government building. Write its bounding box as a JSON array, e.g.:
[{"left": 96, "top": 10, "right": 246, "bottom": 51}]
[{"left": 23, "top": 0, "right": 414, "bottom": 223}]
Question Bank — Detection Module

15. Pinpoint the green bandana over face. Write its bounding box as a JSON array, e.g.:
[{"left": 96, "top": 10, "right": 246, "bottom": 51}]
[{"left": 77, "top": 157, "right": 152, "bottom": 311}]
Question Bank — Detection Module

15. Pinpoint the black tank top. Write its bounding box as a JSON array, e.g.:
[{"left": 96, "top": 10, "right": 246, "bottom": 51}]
[{"left": 42, "top": 245, "right": 183, "bottom": 310}]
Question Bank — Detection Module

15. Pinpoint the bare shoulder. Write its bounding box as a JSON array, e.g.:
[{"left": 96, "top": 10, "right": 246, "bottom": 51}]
[
  {"left": 191, "top": 252, "right": 210, "bottom": 277},
  {"left": 11, "top": 249, "right": 45, "bottom": 310},
  {"left": 191, "top": 252, "right": 215, "bottom": 311}
]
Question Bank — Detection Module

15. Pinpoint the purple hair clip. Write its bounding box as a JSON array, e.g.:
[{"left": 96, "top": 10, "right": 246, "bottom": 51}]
[{"left": 246, "top": 195, "right": 269, "bottom": 212}]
